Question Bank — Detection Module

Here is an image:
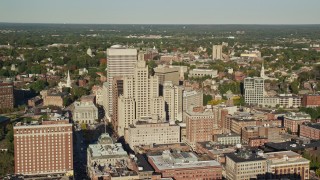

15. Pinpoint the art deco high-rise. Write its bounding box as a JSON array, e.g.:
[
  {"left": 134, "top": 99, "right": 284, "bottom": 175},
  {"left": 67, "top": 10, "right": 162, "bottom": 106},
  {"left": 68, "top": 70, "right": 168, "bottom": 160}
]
[
  {"left": 106, "top": 45, "right": 137, "bottom": 117},
  {"left": 117, "top": 60, "right": 166, "bottom": 136}
]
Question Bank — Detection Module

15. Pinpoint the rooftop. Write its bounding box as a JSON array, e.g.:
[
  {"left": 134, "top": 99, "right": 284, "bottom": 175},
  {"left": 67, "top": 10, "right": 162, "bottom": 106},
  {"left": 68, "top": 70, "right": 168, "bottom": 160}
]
[
  {"left": 148, "top": 150, "right": 221, "bottom": 171},
  {"left": 226, "top": 151, "right": 266, "bottom": 163},
  {"left": 284, "top": 112, "right": 311, "bottom": 121},
  {"left": 264, "top": 151, "right": 309, "bottom": 165},
  {"left": 303, "top": 122, "right": 320, "bottom": 130}
]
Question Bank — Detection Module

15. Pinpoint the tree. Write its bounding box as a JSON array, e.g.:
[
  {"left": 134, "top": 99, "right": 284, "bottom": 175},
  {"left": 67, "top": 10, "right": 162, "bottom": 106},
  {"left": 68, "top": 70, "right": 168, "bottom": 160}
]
[
  {"left": 289, "top": 80, "right": 299, "bottom": 94},
  {"left": 203, "top": 94, "right": 213, "bottom": 105},
  {"left": 29, "top": 80, "right": 48, "bottom": 93}
]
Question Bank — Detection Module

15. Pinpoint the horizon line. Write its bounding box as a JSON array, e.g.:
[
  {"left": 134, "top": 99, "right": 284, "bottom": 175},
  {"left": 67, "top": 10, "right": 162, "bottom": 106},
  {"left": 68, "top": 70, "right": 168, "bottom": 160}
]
[{"left": 1, "top": 22, "right": 320, "bottom": 26}]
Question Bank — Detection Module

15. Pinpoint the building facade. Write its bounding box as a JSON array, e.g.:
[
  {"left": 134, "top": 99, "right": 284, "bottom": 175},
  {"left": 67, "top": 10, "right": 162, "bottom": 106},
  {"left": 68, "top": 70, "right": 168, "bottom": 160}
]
[
  {"left": 117, "top": 60, "right": 165, "bottom": 137},
  {"left": 148, "top": 150, "right": 222, "bottom": 180},
  {"left": 225, "top": 152, "right": 266, "bottom": 180},
  {"left": 73, "top": 101, "right": 98, "bottom": 124},
  {"left": 213, "top": 133, "right": 241, "bottom": 145},
  {"left": 302, "top": 94, "right": 320, "bottom": 107},
  {"left": 106, "top": 46, "right": 137, "bottom": 116},
  {"left": 284, "top": 112, "right": 311, "bottom": 135},
  {"left": 0, "top": 80, "right": 14, "bottom": 109},
  {"left": 163, "top": 81, "right": 183, "bottom": 122},
  {"left": 300, "top": 123, "right": 320, "bottom": 140},
  {"left": 244, "top": 77, "right": 264, "bottom": 106},
  {"left": 188, "top": 69, "right": 218, "bottom": 78},
  {"left": 154, "top": 65, "right": 180, "bottom": 86},
  {"left": 264, "top": 151, "right": 310, "bottom": 180},
  {"left": 212, "top": 45, "right": 223, "bottom": 60},
  {"left": 126, "top": 118, "right": 180, "bottom": 149},
  {"left": 14, "top": 118, "right": 73, "bottom": 175}
]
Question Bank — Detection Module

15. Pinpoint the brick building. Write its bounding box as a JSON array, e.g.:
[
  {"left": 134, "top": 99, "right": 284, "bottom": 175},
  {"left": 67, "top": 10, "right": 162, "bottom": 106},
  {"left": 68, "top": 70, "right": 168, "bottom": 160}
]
[
  {"left": 0, "top": 80, "right": 14, "bottom": 109},
  {"left": 14, "top": 116, "right": 73, "bottom": 176},
  {"left": 284, "top": 112, "right": 311, "bottom": 135},
  {"left": 148, "top": 150, "right": 222, "bottom": 180},
  {"left": 300, "top": 123, "right": 320, "bottom": 140},
  {"left": 302, "top": 94, "right": 320, "bottom": 107}
]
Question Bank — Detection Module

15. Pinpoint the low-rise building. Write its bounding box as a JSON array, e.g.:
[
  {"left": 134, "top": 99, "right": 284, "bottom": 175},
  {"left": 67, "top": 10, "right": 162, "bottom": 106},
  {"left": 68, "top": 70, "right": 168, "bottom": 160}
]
[
  {"left": 126, "top": 117, "right": 180, "bottom": 149},
  {"left": 148, "top": 150, "right": 222, "bottom": 180},
  {"left": 196, "top": 141, "right": 236, "bottom": 163},
  {"left": 284, "top": 112, "right": 311, "bottom": 135},
  {"left": 278, "top": 94, "right": 301, "bottom": 108},
  {"left": 87, "top": 133, "right": 129, "bottom": 179},
  {"left": 300, "top": 123, "right": 320, "bottom": 140},
  {"left": 302, "top": 94, "right": 320, "bottom": 107},
  {"left": 73, "top": 101, "right": 98, "bottom": 124},
  {"left": 264, "top": 151, "right": 310, "bottom": 180},
  {"left": 248, "top": 137, "right": 268, "bottom": 147},
  {"left": 225, "top": 151, "right": 266, "bottom": 180},
  {"left": 213, "top": 133, "right": 241, "bottom": 145},
  {"left": 188, "top": 69, "right": 218, "bottom": 78},
  {"left": 41, "top": 90, "right": 65, "bottom": 107}
]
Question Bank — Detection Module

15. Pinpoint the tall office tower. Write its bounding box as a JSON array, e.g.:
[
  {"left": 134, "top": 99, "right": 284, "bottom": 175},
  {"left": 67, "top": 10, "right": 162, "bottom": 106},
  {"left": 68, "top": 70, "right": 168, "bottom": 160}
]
[
  {"left": 106, "top": 45, "right": 137, "bottom": 117},
  {"left": 212, "top": 45, "right": 223, "bottom": 60},
  {"left": 117, "top": 60, "right": 165, "bottom": 137},
  {"left": 14, "top": 117, "right": 73, "bottom": 176},
  {"left": 244, "top": 77, "right": 265, "bottom": 105},
  {"left": 111, "top": 77, "right": 124, "bottom": 135},
  {"left": 0, "top": 80, "right": 14, "bottom": 109},
  {"left": 163, "top": 81, "right": 183, "bottom": 122}
]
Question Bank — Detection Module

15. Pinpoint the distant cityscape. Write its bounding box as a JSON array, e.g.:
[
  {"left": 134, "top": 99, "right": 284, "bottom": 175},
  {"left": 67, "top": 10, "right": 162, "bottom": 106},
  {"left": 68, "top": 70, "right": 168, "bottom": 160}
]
[{"left": 0, "top": 23, "right": 320, "bottom": 180}]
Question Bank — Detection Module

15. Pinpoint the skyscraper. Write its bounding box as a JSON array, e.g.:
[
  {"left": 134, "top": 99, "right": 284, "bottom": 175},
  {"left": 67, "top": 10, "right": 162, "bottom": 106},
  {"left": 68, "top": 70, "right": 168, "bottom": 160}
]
[
  {"left": 212, "top": 45, "right": 223, "bottom": 60},
  {"left": 117, "top": 60, "right": 165, "bottom": 137},
  {"left": 106, "top": 45, "right": 137, "bottom": 117}
]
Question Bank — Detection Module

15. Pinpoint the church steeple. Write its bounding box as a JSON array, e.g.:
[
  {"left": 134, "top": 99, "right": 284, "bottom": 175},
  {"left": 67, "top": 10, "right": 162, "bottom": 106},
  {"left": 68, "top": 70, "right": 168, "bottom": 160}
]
[
  {"left": 66, "top": 70, "right": 71, "bottom": 88},
  {"left": 260, "top": 62, "right": 265, "bottom": 78}
]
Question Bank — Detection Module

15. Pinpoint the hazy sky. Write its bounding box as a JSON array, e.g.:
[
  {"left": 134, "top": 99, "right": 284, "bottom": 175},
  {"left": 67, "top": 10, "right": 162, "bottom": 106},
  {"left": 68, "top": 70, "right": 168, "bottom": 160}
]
[{"left": 1, "top": 0, "right": 320, "bottom": 24}]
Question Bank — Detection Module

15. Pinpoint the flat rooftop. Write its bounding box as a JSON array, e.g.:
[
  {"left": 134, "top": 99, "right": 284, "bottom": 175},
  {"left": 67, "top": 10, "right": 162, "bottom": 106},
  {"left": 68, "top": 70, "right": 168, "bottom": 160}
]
[
  {"left": 88, "top": 143, "right": 127, "bottom": 158},
  {"left": 148, "top": 151, "right": 220, "bottom": 171},
  {"left": 226, "top": 151, "right": 266, "bottom": 163},
  {"left": 303, "top": 123, "right": 320, "bottom": 130}
]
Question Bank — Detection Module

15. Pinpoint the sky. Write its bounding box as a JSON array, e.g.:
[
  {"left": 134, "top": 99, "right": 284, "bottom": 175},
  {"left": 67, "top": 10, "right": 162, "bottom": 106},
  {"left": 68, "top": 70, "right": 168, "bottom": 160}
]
[{"left": 0, "top": 0, "right": 320, "bottom": 24}]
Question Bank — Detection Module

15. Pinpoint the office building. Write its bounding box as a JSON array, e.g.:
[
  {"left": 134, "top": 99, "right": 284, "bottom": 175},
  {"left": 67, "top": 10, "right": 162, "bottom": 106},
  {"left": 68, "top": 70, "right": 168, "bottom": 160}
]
[
  {"left": 14, "top": 116, "right": 73, "bottom": 176},
  {"left": 106, "top": 45, "right": 137, "bottom": 116},
  {"left": 163, "top": 81, "right": 183, "bottom": 122},
  {"left": 188, "top": 69, "right": 218, "bottom": 78},
  {"left": 111, "top": 77, "right": 124, "bottom": 135},
  {"left": 0, "top": 80, "right": 14, "bottom": 109},
  {"left": 182, "top": 90, "right": 203, "bottom": 114},
  {"left": 244, "top": 77, "right": 264, "bottom": 105},
  {"left": 225, "top": 151, "right": 266, "bottom": 180},
  {"left": 117, "top": 60, "right": 165, "bottom": 136},
  {"left": 73, "top": 101, "right": 98, "bottom": 124},
  {"left": 126, "top": 117, "right": 180, "bottom": 149},
  {"left": 212, "top": 45, "right": 223, "bottom": 60},
  {"left": 264, "top": 151, "right": 310, "bottom": 180},
  {"left": 148, "top": 150, "right": 222, "bottom": 180}
]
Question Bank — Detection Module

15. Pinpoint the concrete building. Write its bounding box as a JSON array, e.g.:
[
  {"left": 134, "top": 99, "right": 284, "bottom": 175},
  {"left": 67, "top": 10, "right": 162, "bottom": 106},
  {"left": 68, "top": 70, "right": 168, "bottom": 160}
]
[
  {"left": 14, "top": 116, "right": 73, "bottom": 176},
  {"left": 284, "top": 112, "right": 311, "bottom": 135},
  {"left": 188, "top": 69, "right": 218, "bottom": 78},
  {"left": 111, "top": 77, "right": 124, "bottom": 135},
  {"left": 73, "top": 101, "right": 98, "bottom": 124},
  {"left": 302, "top": 94, "right": 320, "bottom": 107},
  {"left": 148, "top": 150, "right": 222, "bottom": 180},
  {"left": 117, "top": 60, "right": 165, "bottom": 137},
  {"left": 244, "top": 77, "right": 264, "bottom": 106},
  {"left": 0, "top": 80, "right": 14, "bottom": 109},
  {"left": 92, "top": 85, "right": 103, "bottom": 105},
  {"left": 300, "top": 123, "right": 320, "bottom": 140},
  {"left": 87, "top": 133, "right": 128, "bottom": 179},
  {"left": 212, "top": 45, "right": 223, "bottom": 60},
  {"left": 154, "top": 65, "right": 180, "bottom": 86},
  {"left": 213, "top": 133, "right": 241, "bottom": 145},
  {"left": 182, "top": 90, "right": 203, "bottom": 115},
  {"left": 264, "top": 151, "right": 310, "bottom": 180},
  {"left": 185, "top": 107, "right": 218, "bottom": 146},
  {"left": 163, "top": 81, "right": 183, "bottom": 122},
  {"left": 106, "top": 46, "right": 137, "bottom": 117},
  {"left": 126, "top": 117, "right": 180, "bottom": 149},
  {"left": 225, "top": 151, "right": 266, "bottom": 180}
]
